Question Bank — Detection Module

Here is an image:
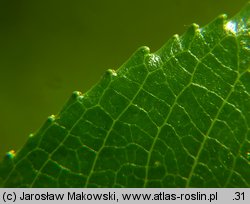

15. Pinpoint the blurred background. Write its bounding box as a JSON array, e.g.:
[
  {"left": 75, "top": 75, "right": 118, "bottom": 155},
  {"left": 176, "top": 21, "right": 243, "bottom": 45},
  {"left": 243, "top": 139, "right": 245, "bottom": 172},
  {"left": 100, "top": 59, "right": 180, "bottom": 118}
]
[{"left": 0, "top": 0, "right": 248, "bottom": 158}]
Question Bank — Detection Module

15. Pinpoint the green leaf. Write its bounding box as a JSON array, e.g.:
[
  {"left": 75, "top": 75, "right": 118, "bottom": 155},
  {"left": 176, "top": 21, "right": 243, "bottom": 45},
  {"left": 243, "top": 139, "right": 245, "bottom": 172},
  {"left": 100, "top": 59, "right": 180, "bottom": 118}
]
[{"left": 0, "top": 3, "right": 250, "bottom": 188}]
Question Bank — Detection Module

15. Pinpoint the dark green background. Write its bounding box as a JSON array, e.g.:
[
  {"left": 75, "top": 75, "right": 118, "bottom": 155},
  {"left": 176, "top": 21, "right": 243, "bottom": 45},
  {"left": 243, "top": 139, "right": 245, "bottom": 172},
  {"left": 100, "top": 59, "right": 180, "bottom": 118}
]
[{"left": 0, "top": 0, "right": 248, "bottom": 158}]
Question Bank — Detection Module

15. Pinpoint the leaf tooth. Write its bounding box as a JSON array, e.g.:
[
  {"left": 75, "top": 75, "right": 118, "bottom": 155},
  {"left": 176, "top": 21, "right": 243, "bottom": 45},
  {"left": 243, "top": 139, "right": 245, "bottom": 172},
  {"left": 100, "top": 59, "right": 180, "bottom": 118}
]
[
  {"left": 213, "top": 14, "right": 228, "bottom": 32},
  {"left": 28, "top": 133, "right": 34, "bottom": 138},
  {"left": 47, "top": 114, "right": 56, "bottom": 122},
  {"left": 176, "top": 23, "right": 200, "bottom": 51},
  {"left": 157, "top": 33, "right": 183, "bottom": 59},
  {"left": 6, "top": 150, "right": 16, "bottom": 159},
  {"left": 99, "top": 68, "right": 115, "bottom": 85},
  {"left": 106, "top": 69, "right": 117, "bottom": 77},
  {"left": 173, "top": 33, "right": 179, "bottom": 38},
  {"left": 72, "top": 90, "right": 83, "bottom": 98},
  {"left": 204, "top": 14, "right": 227, "bottom": 32},
  {"left": 118, "top": 46, "right": 150, "bottom": 74},
  {"left": 140, "top": 46, "right": 150, "bottom": 53},
  {"left": 220, "top": 13, "right": 228, "bottom": 20},
  {"left": 190, "top": 23, "right": 200, "bottom": 33},
  {"left": 197, "top": 14, "right": 227, "bottom": 50},
  {"left": 71, "top": 90, "right": 85, "bottom": 101},
  {"left": 216, "top": 14, "right": 228, "bottom": 22},
  {"left": 215, "top": 14, "right": 235, "bottom": 34},
  {"left": 171, "top": 34, "right": 184, "bottom": 53}
]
